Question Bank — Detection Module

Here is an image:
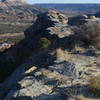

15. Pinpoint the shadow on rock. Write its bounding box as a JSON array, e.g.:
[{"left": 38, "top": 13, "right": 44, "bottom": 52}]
[{"left": 12, "top": 96, "right": 33, "bottom": 100}]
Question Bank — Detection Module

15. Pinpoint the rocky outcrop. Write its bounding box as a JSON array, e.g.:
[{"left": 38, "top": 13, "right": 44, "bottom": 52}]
[
  {"left": 25, "top": 10, "right": 70, "bottom": 39},
  {"left": 0, "top": 10, "right": 100, "bottom": 100},
  {"left": 0, "top": 10, "right": 71, "bottom": 83}
]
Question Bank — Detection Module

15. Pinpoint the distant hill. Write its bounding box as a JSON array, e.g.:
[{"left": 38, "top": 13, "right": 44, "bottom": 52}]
[
  {"left": 0, "top": 0, "right": 46, "bottom": 22},
  {"left": 0, "top": 0, "right": 27, "bottom": 5},
  {"left": 34, "top": 4, "right": 100, "bottom": 16},
  {"left": 0, "top": 0, "right": 47, "bottom": 34}
]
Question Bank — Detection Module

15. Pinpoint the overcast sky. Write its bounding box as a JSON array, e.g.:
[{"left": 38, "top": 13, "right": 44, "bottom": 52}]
[{"left": 27, "top": 0, "right": 100, "bottom": 4}]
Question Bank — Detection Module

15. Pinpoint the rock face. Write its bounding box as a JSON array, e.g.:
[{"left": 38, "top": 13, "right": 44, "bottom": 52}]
[
  {"left": 0, "top": 10, "right": 71, "bottom": 82},
  {"left": 47, "top": 10, "right": 68, "bottom": 24}
]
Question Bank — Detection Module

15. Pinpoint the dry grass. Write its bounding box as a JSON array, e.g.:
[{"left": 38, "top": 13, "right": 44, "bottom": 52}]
[
  {"left": 75, "top": 95, "right": 99, "bottom": 100},
  {"left": 88, "top": 76, "right": 100, "bottom": 96},
  {"left": 55, "top": 48, "right": 65, "bottom": 59},
  {"left": 0, "top": 33, "right": 25, "bottom": 44},
  {"left": 55, "top": 48, "right": 71, "bottom": 62}
]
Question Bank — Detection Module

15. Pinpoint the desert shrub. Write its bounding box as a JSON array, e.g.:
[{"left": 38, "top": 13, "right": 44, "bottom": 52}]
[
  {"left": 72, "top": 21, "right": 100, "bottom": 48},
  {"left": 88, "top": 76, "right": 100, "bottom": 96},
  {"left": 39, "top": 37, "right": 51, "bottom": 49}
]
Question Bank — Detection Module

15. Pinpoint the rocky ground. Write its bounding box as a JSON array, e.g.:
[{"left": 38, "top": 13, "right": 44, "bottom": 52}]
[
  {"left": 1, "top": 48, "right": 100, "bottom": 100},
  {"left": 0, "top": 10, "right": 100, "bottom": 100}
]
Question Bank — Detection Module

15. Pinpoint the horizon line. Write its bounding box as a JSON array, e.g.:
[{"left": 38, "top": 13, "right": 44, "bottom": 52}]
[{"left": 32, "top": 3, "right": 100, "bottom": 4}]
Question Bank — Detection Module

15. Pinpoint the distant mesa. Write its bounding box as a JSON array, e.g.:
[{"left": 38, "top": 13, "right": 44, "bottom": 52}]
[
  {"left": 0, "top": 0, "right": 27, "bottom": 5},
  {"left": 0, "top": 0, "right": 45, "bottom": 22}
]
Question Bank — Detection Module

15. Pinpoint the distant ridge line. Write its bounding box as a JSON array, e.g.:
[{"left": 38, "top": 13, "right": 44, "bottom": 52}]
[{"left": 33, "top": 3, "right": 100, "bottom": 5}]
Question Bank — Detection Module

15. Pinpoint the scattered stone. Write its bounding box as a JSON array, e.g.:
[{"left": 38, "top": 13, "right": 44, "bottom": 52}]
[
  {"left": 24, "top": 66, "right": 37, "bottom": 74},
  {"left": 0, "top": 43, "right": 11, "bottom": 52}
]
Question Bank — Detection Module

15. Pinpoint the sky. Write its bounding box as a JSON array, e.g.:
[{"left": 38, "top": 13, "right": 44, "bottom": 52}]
[{"left": 26, "top": 0, "right": 100, "bottom": 4}]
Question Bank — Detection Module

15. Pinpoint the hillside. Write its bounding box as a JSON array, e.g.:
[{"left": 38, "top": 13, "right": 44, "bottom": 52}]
[
  {"left": 0, "top": 0, "right": 47, "bottom": 48},
  {"left": 0, "top": 0, "right": 46, "bottom": 34},
  {"left": 0, "top": 0, "right": 46, "bottom": 22}
]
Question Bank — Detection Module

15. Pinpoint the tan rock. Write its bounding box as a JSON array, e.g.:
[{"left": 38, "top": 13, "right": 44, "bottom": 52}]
[
  {"left": 24, "top": 66, "right": 37, "bottom": 74},
  {"left": 19, "top": 77, "right": 34, "bottom": 88},
  {"left": 47, "top": 10, "right": 68, "bottom": 24}
]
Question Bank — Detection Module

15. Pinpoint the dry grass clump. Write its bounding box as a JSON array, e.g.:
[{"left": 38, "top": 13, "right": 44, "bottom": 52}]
[
  {"left": 55, "top": 48, "right": 71, "bottom": 62},
  {"left": 88, "top": 76, "right": 100, "bottom": 96},
  {"left": 55, "top": 48, "right": 65, "bottom": 59},
  {"left": 74, "top": 95, "right": 97, "bottom": 100}
]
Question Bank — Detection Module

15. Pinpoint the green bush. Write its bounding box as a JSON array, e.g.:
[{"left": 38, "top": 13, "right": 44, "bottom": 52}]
[
  {"left": 88, "top": 76, "right": 100, "bottom": 96},
  {"left": 39, "top": 37, "right": 51, "bottom": 49}
]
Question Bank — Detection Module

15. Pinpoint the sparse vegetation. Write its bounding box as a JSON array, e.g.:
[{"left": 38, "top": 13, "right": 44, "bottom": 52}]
[
  {"left": 88, "top": 76, "right": 100, "bottom": 96},
  {"left": 0, "top": 33, "right": 25, "bottom": 44},
  {"left": 0, "top": 22, "right": 32, "bottom": 34},
  {"left": 39, "top": 37, "right": 51, "bottom": 49}
]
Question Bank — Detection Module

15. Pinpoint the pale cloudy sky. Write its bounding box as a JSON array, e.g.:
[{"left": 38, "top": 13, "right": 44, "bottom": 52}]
[{"left": 27, "top": 0, "right": 100, "bottom": 4}]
